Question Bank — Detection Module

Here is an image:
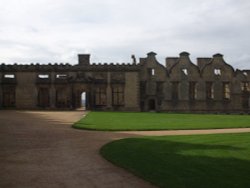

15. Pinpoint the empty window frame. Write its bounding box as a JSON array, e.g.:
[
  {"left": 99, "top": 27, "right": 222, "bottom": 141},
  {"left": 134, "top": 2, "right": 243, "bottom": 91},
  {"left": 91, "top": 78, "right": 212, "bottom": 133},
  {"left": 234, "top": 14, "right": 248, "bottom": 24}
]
[
  {"left": 140, "top": 81, "right": 146, "bottom": 95},
  {"left": 56, "top": 74, "right": 68, "bottom": 79},
  {"left": 223, "top": 82, "right": 230, "bottom": 99},
  {"left": 182, "top": 69, "right": 188, "bottom": 75},
  {"left": 241, "top": 82, "right": 250, "bottom": 91},
  {"left": 189, "top": 82, "right": 197, "bottom": 100},
  {"left": 152, "top": 69, "right": 155, "bottom": 76},
  {"left": 112, "top": 85, "right": 124, "bottom": 106},
  {"left": 38, "top": 74, "right": 49, "bottom": 79},
  {"left": 4, "top": 74, "right": 15, "bottom": 79},
  {"left": 148, "top": 68, "right": 155, "bottom": 77},
  {"left": 2, "top": 86, "right": 16, "bottom": 107},
  {"left": 206, "top": 82, "right": 214, "bottom": 99},
  {"left": 214, "top": 69, "right": 221, "bottom": 75},
  {"left": 171, "top": 82, "right": 179, "bottom": 100},
  {"left": 38, "top": 87, "right": 50, "bottom": 107},
  {"left": 156, "top": 82, "right": 164, "bottom": 94},
  {"left": 95, "top": 86, "right": 107, "bottom": 106}
]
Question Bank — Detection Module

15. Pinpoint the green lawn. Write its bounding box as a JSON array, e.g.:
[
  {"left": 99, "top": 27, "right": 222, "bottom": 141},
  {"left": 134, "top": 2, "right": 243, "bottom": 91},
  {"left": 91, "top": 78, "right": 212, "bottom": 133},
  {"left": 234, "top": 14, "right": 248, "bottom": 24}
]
[
  {"left": 73, "top": 112, "right": 250, "bottom": 130},
  {"left": 100, "top": 133, "right": 250, "bottom": 188}
]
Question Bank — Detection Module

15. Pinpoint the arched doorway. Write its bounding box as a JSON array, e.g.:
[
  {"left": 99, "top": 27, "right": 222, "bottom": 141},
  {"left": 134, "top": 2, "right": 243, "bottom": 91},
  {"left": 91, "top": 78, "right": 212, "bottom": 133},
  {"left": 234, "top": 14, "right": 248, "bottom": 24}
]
[
  {"left": 73, "top": 84, "right": 90, "bottom": 110},
  {"left": 148, "top": 99, "right": 156, "bottom": 111},
  {"left": 81, "top": 92, "right": 86, "bottom": 110},
  {"left": 74, "top": 90, "right": 89, "bottom": 110}
]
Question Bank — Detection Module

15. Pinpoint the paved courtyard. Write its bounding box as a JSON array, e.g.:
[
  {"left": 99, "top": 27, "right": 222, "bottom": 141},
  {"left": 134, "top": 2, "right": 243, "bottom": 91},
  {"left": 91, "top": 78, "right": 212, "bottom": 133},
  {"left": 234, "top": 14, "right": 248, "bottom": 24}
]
[{"left": 1, "top": 110, "right": 250, "bottom": 188}]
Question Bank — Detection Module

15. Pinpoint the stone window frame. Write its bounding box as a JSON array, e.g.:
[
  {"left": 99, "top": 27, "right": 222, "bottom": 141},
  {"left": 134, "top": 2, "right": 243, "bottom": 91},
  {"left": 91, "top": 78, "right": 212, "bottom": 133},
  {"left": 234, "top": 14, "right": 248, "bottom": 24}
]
[
  {"left": 182, "top": 69, "right": 188, "bottom": 76},
  {"left": 214, "top": 69, "right": 221, "bottom": 76},
  {"left": 38, "top": 73, "right": 50, "bottom": 79},
  {"left": 223, "top": 82, "right": 231, "bottom": 100},
  {"left": 94, "top": 86, "right": 107, "bottom": 106},
  {"left": 171, "top": 82, "right": 179, "bottom": 101},
  {"left": 241, "top": 82, "right": 250, "bottom": 92},
  {"left": 112, "top": 84, "right": 124, "bottom": 106},
  {"left": 206, "top": 82, "right": 214, "bottom": 100},
  {"left": 189, "top": 82, "right": 197, "bottom": 101},
  {"left": 37, "top": 87, "right": 50, "bottom": 108},
  {"left": 56, "top": 74, "right": 68, "bottom": 79},
  {"left": 2, "top": 86, "right": 16, "bottom": 107},
  {"left": 148, "top": 68, "right": 155, "bottom": 77},
  {"left": 3, "top": 74, "right": 15, "bottom": 79}
]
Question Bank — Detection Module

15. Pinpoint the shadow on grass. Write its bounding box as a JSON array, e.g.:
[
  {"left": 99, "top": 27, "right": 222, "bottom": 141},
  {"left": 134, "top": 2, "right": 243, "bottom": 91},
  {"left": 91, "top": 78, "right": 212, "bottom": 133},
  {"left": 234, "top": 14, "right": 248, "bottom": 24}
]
[{"left": 100, "top": 137, "right": 250, "bottom": 188}]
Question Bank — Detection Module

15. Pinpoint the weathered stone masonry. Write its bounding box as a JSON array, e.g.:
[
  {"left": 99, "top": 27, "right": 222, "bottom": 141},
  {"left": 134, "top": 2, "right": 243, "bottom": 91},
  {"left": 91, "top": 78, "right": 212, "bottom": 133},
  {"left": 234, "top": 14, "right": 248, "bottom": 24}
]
[{"left": 0, "top": 52, "right": 249, "bottom": 113}]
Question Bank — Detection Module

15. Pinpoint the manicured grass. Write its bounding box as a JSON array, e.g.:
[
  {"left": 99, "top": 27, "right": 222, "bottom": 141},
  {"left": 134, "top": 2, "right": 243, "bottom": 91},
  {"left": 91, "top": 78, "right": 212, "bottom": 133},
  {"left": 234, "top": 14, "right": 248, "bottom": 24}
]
[
  {"left": 100, "top": 133, "right": 250, "bottom": 188},
  {"left": 73, "top": 112, "right": 250, "bottom": 131}
]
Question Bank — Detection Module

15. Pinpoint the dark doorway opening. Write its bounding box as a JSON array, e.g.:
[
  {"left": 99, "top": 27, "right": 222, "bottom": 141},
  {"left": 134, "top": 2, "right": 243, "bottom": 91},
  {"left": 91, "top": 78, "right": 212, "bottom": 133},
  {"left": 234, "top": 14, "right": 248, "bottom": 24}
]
[{"left": 148, "top": 99, "right": 156, "bottom": 111}]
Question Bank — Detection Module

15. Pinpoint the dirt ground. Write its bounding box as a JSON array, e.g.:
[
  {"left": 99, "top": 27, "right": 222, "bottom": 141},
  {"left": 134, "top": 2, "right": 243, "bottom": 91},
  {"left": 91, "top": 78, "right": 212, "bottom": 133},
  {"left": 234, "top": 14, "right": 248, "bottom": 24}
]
[{"left": 1, "top": 110, "right": 250, "bottom": 188}]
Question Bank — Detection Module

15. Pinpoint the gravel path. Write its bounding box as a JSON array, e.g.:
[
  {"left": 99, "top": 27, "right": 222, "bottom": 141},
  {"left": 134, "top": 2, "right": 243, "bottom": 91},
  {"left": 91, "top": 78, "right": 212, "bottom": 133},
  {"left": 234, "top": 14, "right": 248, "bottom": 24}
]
[
  {"left": 1, "top": 110, "right": 250, "bottom": 188},
  {"left": 0, "top": 111, "right": 154, "bottom": 188}
]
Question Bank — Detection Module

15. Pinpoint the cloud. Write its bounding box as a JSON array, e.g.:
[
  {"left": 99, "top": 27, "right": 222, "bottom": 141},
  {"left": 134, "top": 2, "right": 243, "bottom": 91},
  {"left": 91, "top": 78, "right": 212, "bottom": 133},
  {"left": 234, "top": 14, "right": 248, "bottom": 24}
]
[{"left": 0, "top": 0, "right": 249, "bottom": 69}]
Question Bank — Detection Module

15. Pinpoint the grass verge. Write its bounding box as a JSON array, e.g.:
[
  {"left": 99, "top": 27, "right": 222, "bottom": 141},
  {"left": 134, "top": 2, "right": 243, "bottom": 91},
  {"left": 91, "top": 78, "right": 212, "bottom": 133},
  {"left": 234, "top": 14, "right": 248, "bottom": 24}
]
[
  {"left": 100, "top": 133, "right": 250, "bottom": 188},
  {"left": 73, "top": 112, "right": 250, "bottom": 131}
]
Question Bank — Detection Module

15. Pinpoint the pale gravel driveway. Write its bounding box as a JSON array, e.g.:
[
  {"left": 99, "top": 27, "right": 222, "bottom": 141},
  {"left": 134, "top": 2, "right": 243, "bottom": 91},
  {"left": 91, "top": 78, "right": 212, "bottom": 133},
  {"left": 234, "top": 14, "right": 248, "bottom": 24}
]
[{"left": 1, "top": 110, "right": 250, "bottom": 188}]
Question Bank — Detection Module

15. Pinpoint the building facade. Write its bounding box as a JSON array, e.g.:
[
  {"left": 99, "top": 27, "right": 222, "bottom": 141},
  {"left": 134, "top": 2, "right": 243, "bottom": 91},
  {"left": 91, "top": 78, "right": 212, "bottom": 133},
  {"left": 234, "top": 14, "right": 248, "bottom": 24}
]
[{"left": 0, "top": 52, "right": 249, "bottom": 113}]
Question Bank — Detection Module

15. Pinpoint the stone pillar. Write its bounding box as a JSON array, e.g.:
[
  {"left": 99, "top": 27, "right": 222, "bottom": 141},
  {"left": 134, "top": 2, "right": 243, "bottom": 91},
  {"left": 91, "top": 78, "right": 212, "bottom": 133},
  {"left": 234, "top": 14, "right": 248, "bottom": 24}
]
[
  {"left": 50, "top": 86, "right": 56, "bottom": 108},
  {"left": 106, "top": 72, "right": 112, "bottom": 109},
  {"left": 50, "top": 72, "right": 56, "bottom": 108}
]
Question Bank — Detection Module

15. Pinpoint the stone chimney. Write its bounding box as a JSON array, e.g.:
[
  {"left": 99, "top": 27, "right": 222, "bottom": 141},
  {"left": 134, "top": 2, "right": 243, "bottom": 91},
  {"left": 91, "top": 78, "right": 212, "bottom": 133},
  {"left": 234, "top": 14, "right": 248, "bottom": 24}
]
[
  {"left": 213, "top": 53, "right": 223, "bottom": 58},
  {"left": 78, "top": 54, "right": 90, "bottom": 66},
  {"left": 179, "top": 51, "right": 190, "bottom": 58},
  {"left": 146, "top": 51, "right": 157, "bottom": 62},
  {"left": 147, "top": 51, "right": 157, "bottom": 57},
  {"left": 212, "top": 53, "right": 224, "bottom": 64}
]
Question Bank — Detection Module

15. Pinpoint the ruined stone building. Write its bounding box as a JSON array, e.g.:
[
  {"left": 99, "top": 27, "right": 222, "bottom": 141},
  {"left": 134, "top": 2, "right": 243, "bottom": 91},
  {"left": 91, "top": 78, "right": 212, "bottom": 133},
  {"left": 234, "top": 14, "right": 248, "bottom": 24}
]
[{"left": 0, "top": 52, "right": 249, "bottom": 113}]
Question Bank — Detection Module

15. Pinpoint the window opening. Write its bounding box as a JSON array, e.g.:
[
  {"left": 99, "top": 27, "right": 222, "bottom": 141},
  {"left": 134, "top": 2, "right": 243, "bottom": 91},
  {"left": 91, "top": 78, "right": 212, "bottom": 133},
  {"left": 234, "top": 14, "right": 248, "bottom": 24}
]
[
  {"left": 182, "top": 69, "right": 188, "bottom": 75},
  {"left": 38, "top": 74, "right": 49, "bottom": 79},
  {"left": 223, "top": 83, "right": 230, "bottom": 99},
  {"left": 4, "top": 74, "right": 15, "bottom": 78},
  {"left": 214, "top": 69, "right": 221, "bottom": 75}
]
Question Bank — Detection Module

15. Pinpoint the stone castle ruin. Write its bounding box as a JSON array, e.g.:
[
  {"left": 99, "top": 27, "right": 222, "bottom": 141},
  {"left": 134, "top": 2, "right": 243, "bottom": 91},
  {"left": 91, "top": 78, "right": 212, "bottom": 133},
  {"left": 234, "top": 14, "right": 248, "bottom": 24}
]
[{"left": 0, "top": 52, "right": 249, "bottom": 113}]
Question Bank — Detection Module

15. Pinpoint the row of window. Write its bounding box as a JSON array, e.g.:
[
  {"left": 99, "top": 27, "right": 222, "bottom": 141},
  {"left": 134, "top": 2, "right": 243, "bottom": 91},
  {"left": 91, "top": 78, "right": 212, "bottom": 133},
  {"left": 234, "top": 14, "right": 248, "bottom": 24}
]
[
  {"left": 172, "top": 82, "right": 231, "bottom": 101},
  {"left": 38, "top": 74, "right": 68, "bottom": 79},
  {"left": 2, "top": 74, "right": 68, "bottom": 79},
  {"left": 147, "top": 68, "right": 248, "bottom": 77}
]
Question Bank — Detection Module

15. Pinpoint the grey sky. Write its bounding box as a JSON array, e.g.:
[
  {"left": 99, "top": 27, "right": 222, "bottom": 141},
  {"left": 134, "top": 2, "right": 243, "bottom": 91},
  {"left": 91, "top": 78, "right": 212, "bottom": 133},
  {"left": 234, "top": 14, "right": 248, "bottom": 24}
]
[{"left": 0, "top": 0, "right": 250, "bottom": 69}]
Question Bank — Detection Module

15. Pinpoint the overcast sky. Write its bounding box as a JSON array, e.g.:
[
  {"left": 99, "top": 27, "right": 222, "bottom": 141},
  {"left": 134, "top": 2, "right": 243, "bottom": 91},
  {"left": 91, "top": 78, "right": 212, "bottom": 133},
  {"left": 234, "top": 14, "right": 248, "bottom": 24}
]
[{"left": 0, "top": 0, "right": 250, "bottom": 69}]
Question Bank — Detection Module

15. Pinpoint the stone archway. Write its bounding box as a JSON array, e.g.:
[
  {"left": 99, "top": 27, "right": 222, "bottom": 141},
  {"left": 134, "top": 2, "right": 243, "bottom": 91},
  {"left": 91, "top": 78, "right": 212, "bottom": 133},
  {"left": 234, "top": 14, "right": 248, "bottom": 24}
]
[{"left": 73, "top": 83, "right": 91, "bottom": 110}]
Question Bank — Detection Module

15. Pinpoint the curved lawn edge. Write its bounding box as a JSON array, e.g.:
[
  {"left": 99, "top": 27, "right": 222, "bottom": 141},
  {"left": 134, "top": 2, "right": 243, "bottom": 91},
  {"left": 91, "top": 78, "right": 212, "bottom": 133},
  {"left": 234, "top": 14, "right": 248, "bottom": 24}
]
[
  {"left": 72, "top": 111, "right": 250, "bottom": 131},
  {"left": 73, "top": 124, "right": 250, "bottom": 131},
  {"left": 99, "top": 139, "right": 156, "bottom": 186},
  {"left": 99, "top": 133, "right": 250, "bottom": 188}
]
